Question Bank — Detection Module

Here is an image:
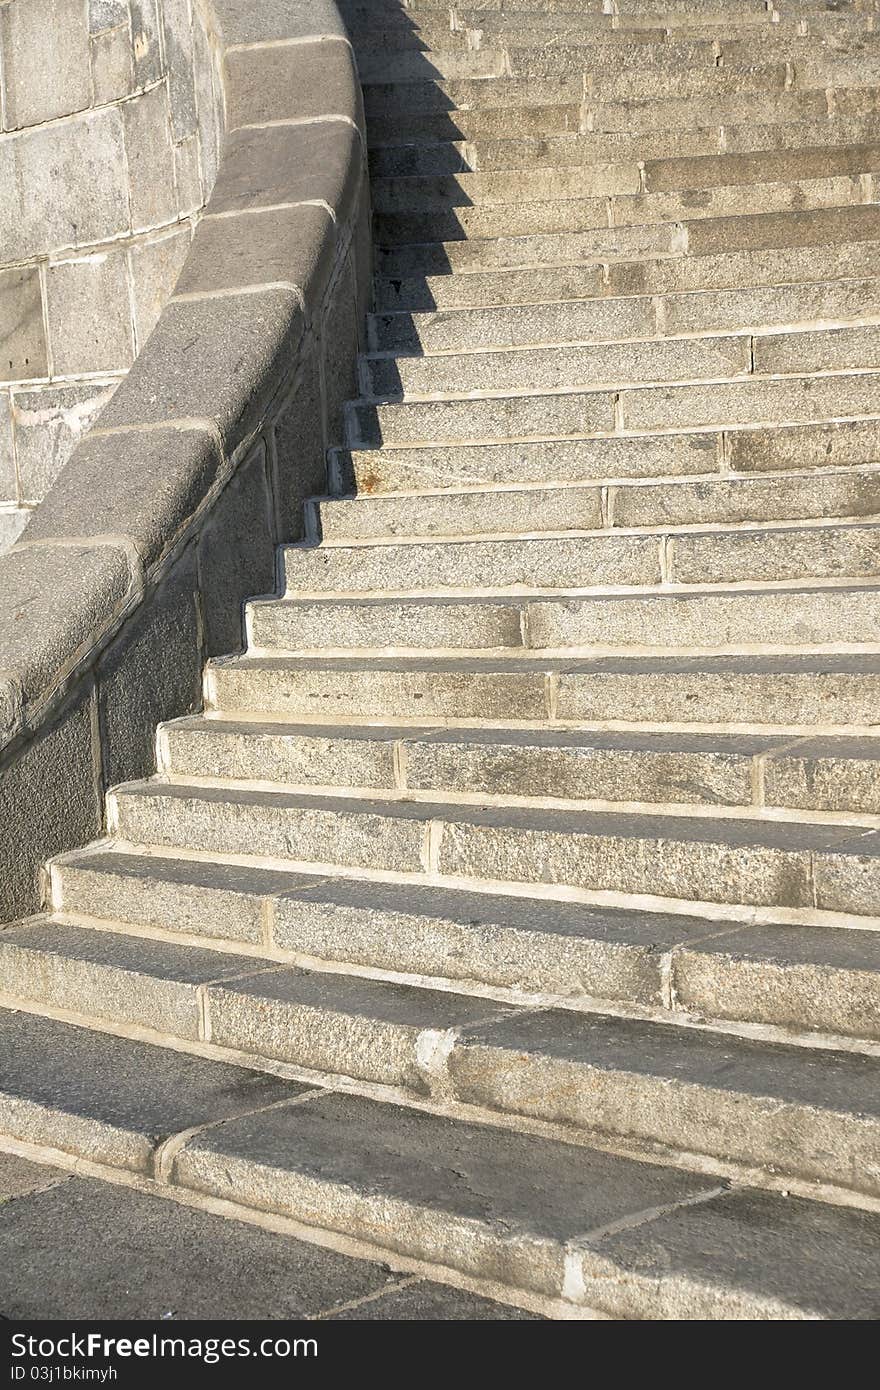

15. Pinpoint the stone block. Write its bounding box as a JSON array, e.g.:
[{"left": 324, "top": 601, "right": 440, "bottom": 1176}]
[
  {"left": 0, "top": 110, "right": 129, "bottom": 263},
  {"left": 320, "top": 254, "right": 359, "bottom": 449},
  {"left": 174, "top": 1090, "right": 707, "bottom": 1298},
  {"left": 89, "top": 1, "right": 129, "bottom": 34},
  {"left": 192, "top": 16, "right": 221, "bottom": 196},
  {"left": 197, "top": 443, "right": 276, "bottom": 655},
  {"left": 211, "top": 0, "right": 349, "bottom": 46},
  {"left": 0, "top": 0, "right": 90, "bottom": 128},
  {"left": 0, "top": 267, "right": 47, "bottom": 384},
  {"left": 206, "top": 966, "right": 504, "bottom": 1091},
  {"left": 46, "top": 252, "right": 134, "bottom": 377},
  {"left": 128, "top": 224, "right": 192, "bottom": 349},
  {"left": 0, "top": 393, "right": 15, "bottom": 499},
  {"left": 96, "top": 291, "right": 304, "bottom": 452},
  {"left": 270, "top": 346, "right": 327, "bottom": 539},
  {"left": 54, "top": 849, "right": 280, "bottom": 946},
  {"left": 97, "top": 546, "right": 202, "bottom": 784},
  {"left": 174, "top": 133, "right": 202, "bottom": 217},
  {"left": 123, "top": 83, "right": 177, "bottom": 235},
  {"left": 23, "top": 426, "right": 221, "bottom": 566},
  {"left": 89, "top": 24, "right": 134, "bottom": 105},
  {"left": 13, "top": 381, "right": 119, "bottom": 501},
  {"left": 0, "top": 541, "right": 136, "bottom": 707},
  {"left": 179, "top": 204, "right": 336, "bottom": 319},
  {"left": 162, "top": 0, "right": 198, "bottom": 141},
  {"left": 225, "top": 37, "right": 361, "bottom": 130},
  {"left": 0, "top": 690, "right": 101, "bottom": 922},
  {"left": 129, "top": 0, "right": 164, "bottom": 86},
  {"left": 576, "top": 1189, "right": 880, "bottom": 1320},
  {"left": 0, "top": 507, "right": 29, "bottom": 551},
  {"left": 209, "top": 122, "right": 363, "bottom": 227}
]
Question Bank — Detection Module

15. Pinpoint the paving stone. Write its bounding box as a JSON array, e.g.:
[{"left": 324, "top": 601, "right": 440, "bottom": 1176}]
[
  {"left": 326, "top": 1280, "right": 542, "bottom": 1319},
  {"left": 175, "top": 1090, "right": 713, "bottom": 1298},
  {"left": 0, "top": 1177, "right": 400, "bottom": 1320}
]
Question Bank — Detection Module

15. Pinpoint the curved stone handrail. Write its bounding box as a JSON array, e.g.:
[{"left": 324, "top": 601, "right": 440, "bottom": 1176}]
[{"left": 0, "top": 0, "right": 371, "bottom": 921}]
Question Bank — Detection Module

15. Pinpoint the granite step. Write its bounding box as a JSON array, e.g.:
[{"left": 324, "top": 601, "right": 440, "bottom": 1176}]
[
  {"left": 329, "top": 419, "right": 880, "bottom": 495},
  {"left": 2, "top": 1009, "right": 878, "bottom": 1317},
  {"left": 367, "top": 279, "right": 880, "bottom": 354},
  {"left": 206, "top": 652, "right": 880, "bottom": 733},
  {"left": 1, "top": 920, "right": 879, "bottom": 1195},
  {"left": 50, "top": 846, "right": 880, "bottom": 1035},
  {"left": 107, "top": 780, "right": 880, "bottom": 922},
  {"left": 159, "top": 716, "right": 880, "bottom": 820},
  {"left": 347, "top": 371, "right": 880, "bottom": 447}
]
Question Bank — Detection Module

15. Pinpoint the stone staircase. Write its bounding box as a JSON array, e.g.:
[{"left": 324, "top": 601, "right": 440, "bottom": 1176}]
[{"left": 2, "top": 0, "right": 880, "bottom": 1318}]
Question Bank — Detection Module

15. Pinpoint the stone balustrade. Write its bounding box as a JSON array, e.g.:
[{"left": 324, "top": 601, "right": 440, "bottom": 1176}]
[{"left": 0, "top": 0, "right": 371, "bottom": 920}]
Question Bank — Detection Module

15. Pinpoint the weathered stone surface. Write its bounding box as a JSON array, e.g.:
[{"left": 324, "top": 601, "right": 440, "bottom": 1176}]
[
  {"left": 207, "top": 966, "right": 508, "bottom": 1090},
  {"left": 97, "top": 546, "right": 202, "bottom": 784},
  {"left": 96, "top": 293, "right": 305, "bottom": 449},
  {"left": 0, "top": 693, "right": 101, "bottom": 922},
  {"left": 0, "top": 0, "right": 90, "bottom": 128},
  {"left": 271, "top": 350, "right": 328, "bottom": 538},
  {"left": 577, "top": 1189, "right": 880, "bottom": 1320},
  {"left": 0, "top": 110, "right": 129, "bottom": 265},
  {"left": 212, "top": 0, "right": 349, "bottom": 46},
  {"left": 23, "top": 426, "right": 221, "bottom": 566},
  {"left": 46, "top": 252, "right": 134, "bottom": 377},
  {"left": 0, "top": 268, "right": 47, "bottom": 384},
  {"left": 123, "top": 84, "right": 178, "bottom": 235},
  {"left": 209, "top": 122, "right": 363, "bottom": 225},
  {"left": 327, "top": 1281, "right": 541, "bottom": 1319},
  {"left": 176, "top": 1090, "right": 709, "bottom": 1297},
  {"left": 0, "top": 919, "right": 258, "bottom": 1040},
  {"left": 89, "top": 24, "right": 134, "bottom": 105},
  {"left": 13, "top": 382, "right": 118, "bottom": 501},
  {"left": 128, "top": 225, "right": 193, "bottom": 349},
  {"left": 0, "top": 1006, "right": 305, "bottom": 1173},
  {"left": 0, "top": 542, "right": 135, "bottom": 704},
  {"left": 225, "top": 38, "right": 361, "bottom": 130},
  {"left": 179, "top": 204, "right": 336, "bottom": 313},
  {"left": 0, "top": 1152, "right": 68, "bottom": 1202}
]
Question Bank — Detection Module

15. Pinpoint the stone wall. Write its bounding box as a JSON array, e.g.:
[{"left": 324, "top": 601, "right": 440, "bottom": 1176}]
[
  {"left": 0, "top": 0, "right": 372, "bottom": 921},
  {"left": 0, "top": 0, "right": 224, "bottom": 551}
]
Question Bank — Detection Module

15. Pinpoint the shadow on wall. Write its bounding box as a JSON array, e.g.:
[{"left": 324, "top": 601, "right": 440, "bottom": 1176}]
[{"left": 0, "top": 0, "right": 224, "bottom": 551}]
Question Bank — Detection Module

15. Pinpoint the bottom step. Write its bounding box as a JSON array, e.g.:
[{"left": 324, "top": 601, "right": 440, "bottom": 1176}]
[
  {"left": 0, "top": 1154, "right": 534, "bottom": 1320},
  {"left": 1, "top": 1009, "right": 877, "bottom": 1319}
]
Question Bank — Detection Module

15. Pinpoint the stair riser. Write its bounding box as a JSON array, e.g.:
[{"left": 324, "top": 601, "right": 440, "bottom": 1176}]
[
  {"left": 331, "top": 419, "right": 880, "bottom": 496},
  {"left": 374, "top": 238, "right": 880, "bottom": 311},
  {"left": 349, "top": 375, "right": 880, "bottom": 448},
  {"left": 363, "top": 335, "right": 750, "bottom": 398},
  {"left": 368, "top": 278, "right": 880, "bottom": 353},
  {"left": 367, "top": 88, "right": 880, "bottom": 147},
  {"left": 283, "top": 528, "right": 880, "bottom": 592},
  {"left": 210, "top": 661, "right": 880, "bottom": 733},
  {"left": 369, "top": 119, "right": 880, "bottom": 179},
  {"left": 316, "top": 474, "right": 880, "bottom": 542},
  {"left": 161, "top": 723, "right": 880, "bottom": 819},
  {"left": 377, "top": 187, "right": 875, "bottom": 271},
  {"left": 249, "top": 587, "right": 880, "bottom": 656}
]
